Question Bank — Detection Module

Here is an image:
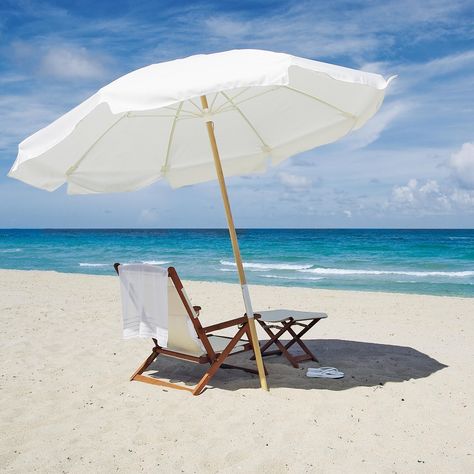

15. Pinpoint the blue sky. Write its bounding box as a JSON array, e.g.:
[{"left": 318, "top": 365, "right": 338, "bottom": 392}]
[{"left": 0, "top": 0, "right": 473, "bottom": 228}]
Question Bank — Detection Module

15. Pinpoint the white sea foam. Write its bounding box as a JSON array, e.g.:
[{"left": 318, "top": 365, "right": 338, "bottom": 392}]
[
  {"left": 260, "top": 274, "right": 324, "bottom": 281},
  {"left": 220, "top": 260, "right": 313, "bottom": 271},
  {"left": 0, "top": 248, "right": 22, "bottom": 253},
  {"left": 299, "top": 268, "right": 474, "bottom": 278},
  {"left": 80, "top": 260, "right": 170, "bottom": 267}
]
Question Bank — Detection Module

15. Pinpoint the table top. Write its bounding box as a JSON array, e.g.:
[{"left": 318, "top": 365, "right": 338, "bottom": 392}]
[{"left": 254, "top": 309, "right": 328, "bottom": 322}]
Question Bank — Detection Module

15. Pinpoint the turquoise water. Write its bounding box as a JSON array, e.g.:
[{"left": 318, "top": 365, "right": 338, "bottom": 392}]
[{"left": 0, "top": 229, "right": 473, "bottom": 297}]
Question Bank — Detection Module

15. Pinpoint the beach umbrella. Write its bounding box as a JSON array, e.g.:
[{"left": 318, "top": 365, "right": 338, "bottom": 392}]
[{"left": 8, "top": 49, "right": 394, "bottom": 390}]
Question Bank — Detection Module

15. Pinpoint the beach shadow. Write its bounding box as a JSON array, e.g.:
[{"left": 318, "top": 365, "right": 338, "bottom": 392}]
[{"left": 141, "top": 339, "right": 448, "bottom": 392}]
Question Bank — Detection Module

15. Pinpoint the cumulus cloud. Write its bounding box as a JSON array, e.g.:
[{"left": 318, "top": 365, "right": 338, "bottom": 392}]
[
  {"left": 392, "top": 178, "right": 418, "bottom": 204},
  {"left": 449, "top": 142, "right": 474, "bottom": 189},
  {"left": 279, "top": 172, "right": 311, "bottom": 189},
  {"left": 391, "top": 178, "right": 474, "bottom": 213}
]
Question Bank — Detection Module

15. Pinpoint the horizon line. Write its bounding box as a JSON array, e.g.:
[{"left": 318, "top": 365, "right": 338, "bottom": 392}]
[{"left": 1, "top": 227, "right": 473, "bottom": 231}]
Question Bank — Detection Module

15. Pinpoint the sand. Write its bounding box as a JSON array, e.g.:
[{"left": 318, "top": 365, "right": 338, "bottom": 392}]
[{"left": 0, "top": 269, "right": 473, "bottom": 473}]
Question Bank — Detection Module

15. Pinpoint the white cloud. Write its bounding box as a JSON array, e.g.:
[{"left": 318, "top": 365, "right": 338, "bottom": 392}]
[
  {"left": 391, "top": 178, "right": 474, "bottom": 213},
  {"left": 279, "top": 172, "right": 311, "bottom": 189},
  {"left": 204, "top": 17, "right": 252, "bottom": 39},
  {"left": 343, "top": 210, "right": 352, "bottom": 218},
  {"left": 344, "top": 100, "right": 411, "bottom": 150},
  {"left": 419, "top": 180, "right": 440, "bottom": 195},
  {"left": 450, "top": 188, "right": 474, "bottom": 206},
  {"left": 393, "top": 178, "right": 418, "bottom": 204},
  {"left": 201, "top": 1, "right": 472, "bottom": 62},
  {"left": 449, "top": 142, "right": 474, "bottom": 189},
  {"left": 39, "top": 46, "right": 107, "bottom": 80}
]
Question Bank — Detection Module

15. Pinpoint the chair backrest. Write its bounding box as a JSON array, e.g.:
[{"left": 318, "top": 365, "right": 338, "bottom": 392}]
[{"left": 115, "top": 263, "right": 205, "bottom": 356}]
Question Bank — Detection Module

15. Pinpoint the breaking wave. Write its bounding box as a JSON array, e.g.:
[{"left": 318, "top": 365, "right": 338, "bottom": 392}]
[
  {"left": 220, "top": 260, "right": 313, "bottom": 271},
  {"left": 299, "top": 268, "right": 474, "bottom": 278},
  {"left": 80, "top": 260, "right": 170, "bottom": 267},
  {"left": 260, "top": 274, "right": 324, "bottom": 281}
]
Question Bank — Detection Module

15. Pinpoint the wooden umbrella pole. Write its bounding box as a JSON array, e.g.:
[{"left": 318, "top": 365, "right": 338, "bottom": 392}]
[{"left": 200, "top": 95, "right": 268, "bottom": 391}]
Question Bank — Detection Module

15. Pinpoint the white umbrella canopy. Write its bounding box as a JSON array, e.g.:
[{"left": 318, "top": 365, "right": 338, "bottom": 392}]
[
  {"left": 9, "top": 49, "right": 394, "bottom": 194},
  {"left": 8, "top": 49, "right": 394, "bottom": 391}
]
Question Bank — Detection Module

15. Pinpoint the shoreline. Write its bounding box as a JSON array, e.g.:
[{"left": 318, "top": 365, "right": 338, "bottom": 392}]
[
  {"left": 1, "top": 267, "right": 472, "bottom": 300},
  {"left": 2, "top": 228, "right": 473, "bottom": 299},
  {"left": 1, "top": 268, "right": 473, "bottom": 472}
]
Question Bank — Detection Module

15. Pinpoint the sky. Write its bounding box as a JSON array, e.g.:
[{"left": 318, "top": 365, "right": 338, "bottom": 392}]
[{"left": 0, "top": 0, "right": 473, "bottom": 228}]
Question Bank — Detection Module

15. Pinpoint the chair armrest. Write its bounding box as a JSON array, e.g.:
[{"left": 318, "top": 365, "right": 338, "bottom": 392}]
[{"left": 203, "top": 316, "right": 248, "bottom": 333}]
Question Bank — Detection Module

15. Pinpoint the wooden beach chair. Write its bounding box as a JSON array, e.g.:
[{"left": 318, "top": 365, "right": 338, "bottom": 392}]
[
  {"left": 252, "top": 309, "right": 328, "bottom": 368},
  {"left": 114, "top": 263, "right": 262, "bottom": 395}
]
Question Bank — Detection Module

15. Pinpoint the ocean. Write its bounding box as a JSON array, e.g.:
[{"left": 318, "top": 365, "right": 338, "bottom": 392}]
[{"left": 0, "top": 229, "right": 473, "bottom": 297}]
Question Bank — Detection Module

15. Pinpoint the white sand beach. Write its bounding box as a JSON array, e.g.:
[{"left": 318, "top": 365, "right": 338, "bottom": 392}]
[{"left": 1, "top": 269, "right": 473, "bottom": 473}]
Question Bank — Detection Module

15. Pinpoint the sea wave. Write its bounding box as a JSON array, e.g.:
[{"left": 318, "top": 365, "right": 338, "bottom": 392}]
[
  {"left": 0, "top": 248, "right": 22, "bottom": 253},
  {"left": 220, "top": 260, "right": 313, "bottom": 271},
  {"left": 299, "top": 268, "right": 474, "bottom": 277},
  {"left": 260, "top": 274, "right": 324, "bottom": 281},
  {"left": 80, "top": 260, "right": 170, "bottom": 267}
]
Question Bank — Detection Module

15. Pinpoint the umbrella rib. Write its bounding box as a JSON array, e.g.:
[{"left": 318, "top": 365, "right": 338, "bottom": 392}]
[
  {"left": 233, "top": 87, "right": 279, "bottom": 107},
  {"left": 283, "top": 86, "right": 356, "bottom": 119},
  {"left": 229, "top": 87, "right": 251, "bottom": 101},
  {"left": 211, "top": 88, "right": 253, "bottom": 115},
  {"left": 220, "top": 87, "right": 280, "bottom": 112},
  {"left": 162, "top": 102, "right": 184, "bottom": 173},
  {"left": 188, "top": 98, "right": 203, "bottom": 113},
  {"left": 65, "top": 113, "right": 127, "bottom": 177},
  {"left": 208, "top": 92, "right": 220, "bottom": 113},
  {"left": 220, "top": 91, "right": 269, "bottom": 149}
]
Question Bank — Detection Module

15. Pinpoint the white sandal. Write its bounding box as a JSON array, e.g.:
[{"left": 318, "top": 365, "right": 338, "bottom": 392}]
[{"left": 306, "top": 367, "right": 344, "bottom": 379}]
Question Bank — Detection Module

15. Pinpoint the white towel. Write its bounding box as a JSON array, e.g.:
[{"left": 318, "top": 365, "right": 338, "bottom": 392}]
[{"left": 118, "top": 264, "right": 168, "bottom": 347}]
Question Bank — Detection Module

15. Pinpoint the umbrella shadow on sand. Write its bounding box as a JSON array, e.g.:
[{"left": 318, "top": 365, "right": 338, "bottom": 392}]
[{"left": 143, "top": 339, "right": 447, "bottom": 392}]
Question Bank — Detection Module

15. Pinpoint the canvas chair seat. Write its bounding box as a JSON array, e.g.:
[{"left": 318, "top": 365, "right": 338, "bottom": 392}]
[
  {"left": 115, "top": 263, "right": 261, "bottom": 395},
  {"left": 207, "top": 335, "right": 250, "bottom": 354},
  {"left": 253, "top": 309, "right": 328, "bottom": 368},
  {"left": 167, "top": 334, "right": 250, "bottom": 358}
]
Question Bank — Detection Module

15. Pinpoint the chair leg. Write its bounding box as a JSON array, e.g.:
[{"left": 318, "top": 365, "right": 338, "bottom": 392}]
[
  {"left": 284, "top": 319, "right": 321, "bottom": 362},
  {"left": 130, "top": 326, "right": 259, "bottom": 395},
  {"left": 254, "top": 318, "right": 323, "bottom": 368},
  {"left": 252, "top": 320, "right": 299, "bottom": 367},
  {"left": 130, "top": 349, "right": 160, "bottom": 381},
  {"left": 192, "top": 324, "right": 248, "bottom": 395},
  {"left": 255, "top": 320, "right": 291, "bottom": 355}
]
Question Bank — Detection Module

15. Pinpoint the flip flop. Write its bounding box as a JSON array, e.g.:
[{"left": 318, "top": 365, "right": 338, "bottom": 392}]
[
  {"left": 306, "top": 367, "right": 344, "bottom": 379},
  {"left": 308, "top": 366, "right": 340, "bottom": 373}
]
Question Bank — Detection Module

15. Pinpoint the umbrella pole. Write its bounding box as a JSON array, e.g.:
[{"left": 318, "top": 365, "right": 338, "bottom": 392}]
[{"left": 200, "top": 95, "right": 268, "bottom": 391}]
